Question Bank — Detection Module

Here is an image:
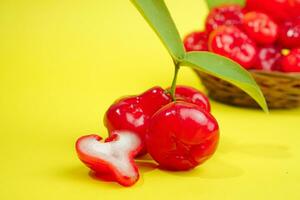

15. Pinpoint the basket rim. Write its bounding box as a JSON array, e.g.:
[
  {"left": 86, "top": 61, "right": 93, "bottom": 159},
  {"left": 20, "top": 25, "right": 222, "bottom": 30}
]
[{"left": 249, "top": 70, "right": 300, "bottom": 79}]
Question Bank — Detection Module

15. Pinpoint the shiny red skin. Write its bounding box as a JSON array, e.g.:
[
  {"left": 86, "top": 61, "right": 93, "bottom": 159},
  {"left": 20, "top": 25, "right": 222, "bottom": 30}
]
[
  {"left": 209, "top": 25, "right": 257, "bottom": 69},
  {"left": 139, "top": 86, "right": 171, "bottom": 115},
  {"left": 75, "top": 134, "right": 142, "bottom": 186},
  {"left": 278, "top": 20, "right": 300, "bottom": 48},
  {"left": 183, "top": 31, "right": 208, "bottom": 52},
  {"left": 281, "top": 48, "right": 300, "bottom": 72},
  {"left": 246, "top": 0, "right": 300, "bottom": 22},
  {"left": 104, "top": 86, "right": 171, "bottom": 155},
  {"left": 254, "top": 46, "right": 282, "bottom": 71},
  {"left": 243, "top": 12, "right": 278, "bottom": 45},
  {"left": 104, "top": 95, "right": 148, "bottom": 155},
  {"left": 245, "top": 0, "right": 291, "bottom": 22},
  {"left": 146, "top": 102, "right": 219, "bottom": 171},
  {"left": 205, "top": 5, "right": 243, "bottom": 33},
  {"left": 174, "top": 85, "right": 210, "bottom": 112},
  {"left": 290, "top": 0, "right": 300, "bottom": 19}
]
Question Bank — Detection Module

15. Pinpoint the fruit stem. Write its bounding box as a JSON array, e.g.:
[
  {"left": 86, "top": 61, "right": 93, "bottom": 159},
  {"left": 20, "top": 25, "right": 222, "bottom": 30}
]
[{"left": 170, "top": 60, "right": 180, "bottom": 101}]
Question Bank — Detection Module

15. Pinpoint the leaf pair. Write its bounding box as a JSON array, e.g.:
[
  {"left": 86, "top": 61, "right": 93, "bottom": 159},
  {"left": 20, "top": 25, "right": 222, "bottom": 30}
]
[{"left": 130, "top": 0, "right": 267, "bottom": 112}]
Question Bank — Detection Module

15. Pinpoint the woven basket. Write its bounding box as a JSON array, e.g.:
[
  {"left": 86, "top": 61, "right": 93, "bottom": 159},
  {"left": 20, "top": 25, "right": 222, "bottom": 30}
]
[{"left": 196, "top": 70, "right": 300, "bottom": 109}]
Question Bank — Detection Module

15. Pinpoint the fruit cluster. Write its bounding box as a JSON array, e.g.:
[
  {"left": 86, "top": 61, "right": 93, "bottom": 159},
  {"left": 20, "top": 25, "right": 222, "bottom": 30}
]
[
  {"left": 184, "top": 0, "right": 300, "bottom": 72},
  {"left": 76, "top": 86, "right": 219, "bottom": 186}
]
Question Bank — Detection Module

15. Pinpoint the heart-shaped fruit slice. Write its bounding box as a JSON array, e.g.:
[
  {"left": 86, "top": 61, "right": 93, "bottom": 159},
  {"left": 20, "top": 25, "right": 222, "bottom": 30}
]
[{"left": 75, "top": 131, "right": 142, "bottom": 186}]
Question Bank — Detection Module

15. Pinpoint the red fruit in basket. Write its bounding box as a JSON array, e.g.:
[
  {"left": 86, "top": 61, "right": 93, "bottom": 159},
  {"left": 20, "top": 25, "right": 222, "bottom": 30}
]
[
  {"left": 205, "top": 5, "right": 243, "bottom": 33},
  {"left": 75, "top": 131, "right": 142, "bottom": 186},
  {"left": 104, "top": 87, "right": 171, "bottom": 155},
  {"left": 245, "top": 0, "right": 291, "bottom": 22},
  {"left": 183, "top": 31, "right": 208, "bottom": 52},
  {"left": 246, "top": 0, "right": 300, "bottom": 21},
  {"left": 243, "top": 12, "right": 278, "bottom": 45},
  {"left": 174, "top": 85, "right": 211, "bottom": 112},
  {"left": 254, "top": 46, "right": 282, "bottom": 71},
  {"left": 278, "top": 19, "right": 300, "bottom": 48},
  {"left": 208, "top": 25, "right": 257, "bottom": 69},
  {"left": 281, "top": 48, "right": 300, "bottom": 72},
  {"left": 289, "top": 0, "right": 300, "bottom": 19},
  {"left": 146, "top": 102, "right": 219, "bottom": 171}
]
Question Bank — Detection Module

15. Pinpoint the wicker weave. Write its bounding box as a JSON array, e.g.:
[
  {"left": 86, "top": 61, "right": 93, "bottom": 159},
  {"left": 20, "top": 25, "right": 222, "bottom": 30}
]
[{"left": 196, "top": 70, "right": 300, "bottom": 109}]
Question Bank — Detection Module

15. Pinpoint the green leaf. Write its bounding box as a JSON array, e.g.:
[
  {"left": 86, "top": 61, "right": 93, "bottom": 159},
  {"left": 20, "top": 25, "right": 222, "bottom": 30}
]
[
  {"left": 181, "top": 52, "right": 268, "bottom": 112},
  {"left": 205, "top": 0, "right": 245, "bottom": 9},
  {"left": 131, "top": 0, "right": 185, "bottom": 60},
  {"left": 130, "top": 0, "right": 267, "bottom": 112}
]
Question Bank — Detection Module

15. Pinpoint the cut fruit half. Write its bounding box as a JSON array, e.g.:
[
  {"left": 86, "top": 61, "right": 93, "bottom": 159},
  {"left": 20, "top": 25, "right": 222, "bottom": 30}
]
[{"left": 75, "top": 130, "right": 142, "bottom": 186}]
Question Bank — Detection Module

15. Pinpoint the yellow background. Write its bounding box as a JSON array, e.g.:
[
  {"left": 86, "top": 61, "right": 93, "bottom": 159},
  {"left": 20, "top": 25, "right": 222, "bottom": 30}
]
[{"left": 1, "top": 0, "right": 300, "bottom": 199}]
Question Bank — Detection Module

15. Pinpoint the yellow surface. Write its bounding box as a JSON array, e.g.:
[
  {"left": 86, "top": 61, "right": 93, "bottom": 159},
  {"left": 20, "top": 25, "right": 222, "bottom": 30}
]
[{"left": 1, "top": 1, "right": 300, "bottom": 199}]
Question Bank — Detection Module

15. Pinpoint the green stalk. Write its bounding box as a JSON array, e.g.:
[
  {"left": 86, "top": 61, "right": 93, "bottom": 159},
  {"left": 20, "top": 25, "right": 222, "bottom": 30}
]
[{"left": 169, "top": 60, "right": 180, "bottom": 101}]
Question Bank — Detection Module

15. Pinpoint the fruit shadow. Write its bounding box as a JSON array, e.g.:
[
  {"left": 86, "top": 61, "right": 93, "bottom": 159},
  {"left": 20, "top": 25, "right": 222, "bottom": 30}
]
[
  {"left": 211, "top": 99, "right": 300, "bottom": 115},
  {"left": 270, "top": 106, "right": 300, "bottom": 116},
  {"left": 137, "top": 149, "right": 244, "bottom": 179},
  {"left": 135, "top": 153, "right": 159, "bottom": 174},
  {"left": 58, "top": 136, "right": 291, "bottom": 185},
  {"left": 156, "top": 136, "right": 291, "bottom": 179},
  {"left": 58, "top": 164, "right": 124, "bottom": 189},
  {"left": 88, "top": 158, "right": 157, "bottom": 186},
  {"left": 218, "top": 137, "right": 292, "bottom": 159},
  {"left": 58, "top": 156, "right": 157, "bottom": 189},
  {"left": 158, "top": 157, "right": 244, "bottom": 179}
]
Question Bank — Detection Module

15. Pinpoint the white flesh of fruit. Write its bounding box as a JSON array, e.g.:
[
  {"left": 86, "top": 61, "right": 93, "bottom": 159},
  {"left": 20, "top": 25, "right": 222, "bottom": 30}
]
[{"left": 78, "top": 131, "right": 140, "bottom": 178}]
